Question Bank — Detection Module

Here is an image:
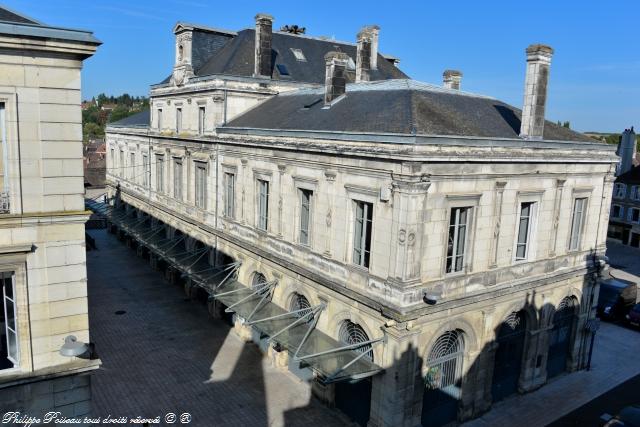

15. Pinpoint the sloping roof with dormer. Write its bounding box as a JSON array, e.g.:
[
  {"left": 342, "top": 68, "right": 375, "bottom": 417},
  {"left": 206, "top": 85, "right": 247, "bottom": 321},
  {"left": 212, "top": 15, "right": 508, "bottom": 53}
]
[{"left": 224, "top": 79, "right": 596, "bottom": 142}]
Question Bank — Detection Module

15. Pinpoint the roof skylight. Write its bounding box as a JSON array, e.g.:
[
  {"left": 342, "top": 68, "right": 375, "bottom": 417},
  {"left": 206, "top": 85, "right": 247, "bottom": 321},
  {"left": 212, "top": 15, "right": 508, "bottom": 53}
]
[{"left": 290, "top": 48, "right": 306, "bottom": 62}]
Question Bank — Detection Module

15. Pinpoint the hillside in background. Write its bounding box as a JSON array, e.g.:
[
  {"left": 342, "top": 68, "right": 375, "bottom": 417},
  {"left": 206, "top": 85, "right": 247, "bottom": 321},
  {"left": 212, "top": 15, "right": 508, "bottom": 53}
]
[{"left": 82, "top": 93, "right": 149, "bottom": 142}]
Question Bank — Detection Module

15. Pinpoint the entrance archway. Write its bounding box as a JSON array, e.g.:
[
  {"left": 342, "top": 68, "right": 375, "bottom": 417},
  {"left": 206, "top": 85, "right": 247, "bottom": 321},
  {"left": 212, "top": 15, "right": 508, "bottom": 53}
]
[
  {"left": 547, "top": 297, "right": 577, "bottom": 379},
  {"left": 335, "top": 320, "right": 373, "bottom": 426},
  {"left": 421, "top": 330, "right": 465, "bottom": 427},
  {"left": 491, "top": 310, "right": 527, "bottom": 403}
]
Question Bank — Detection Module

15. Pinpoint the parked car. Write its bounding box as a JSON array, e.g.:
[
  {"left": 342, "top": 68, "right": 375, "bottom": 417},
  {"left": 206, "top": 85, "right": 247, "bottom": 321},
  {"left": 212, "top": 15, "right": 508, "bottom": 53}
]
[
  {"left": 626, "top": 303, "right": 640, "bottom": 328},
  {"left": 597, "top": 278, "right": 637, "bottom": 320}
]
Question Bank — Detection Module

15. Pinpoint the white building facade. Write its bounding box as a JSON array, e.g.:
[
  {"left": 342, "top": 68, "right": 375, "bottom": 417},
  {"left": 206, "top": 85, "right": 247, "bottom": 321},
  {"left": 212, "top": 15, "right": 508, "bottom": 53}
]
[
  {"left": 0, "top": 6, "right": 100, "bottom": 418},
  {"left": 104, "top": 15, "right": 616, "bottom": 427}
]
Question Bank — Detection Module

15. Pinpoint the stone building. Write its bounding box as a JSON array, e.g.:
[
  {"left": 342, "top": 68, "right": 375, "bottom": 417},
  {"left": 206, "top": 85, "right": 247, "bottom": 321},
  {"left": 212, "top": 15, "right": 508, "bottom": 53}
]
[
  {"left": 0, "top": 6, "right": 100, "bottom": 418},
  {"left": 608, "top": 128, "right": 640, "bottom": 247},
  {"left": 102, "top": 14, "right": 617, "bottom": 427}
]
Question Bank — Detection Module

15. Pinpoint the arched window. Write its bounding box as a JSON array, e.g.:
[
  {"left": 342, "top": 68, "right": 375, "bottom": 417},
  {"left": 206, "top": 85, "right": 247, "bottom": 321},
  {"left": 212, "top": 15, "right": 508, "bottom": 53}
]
[
  {"left": 421, "top": 330, "right": 465, "bottom": 427},
  {"left": 424, "top": 331, "right": 464, "bottom": 394},
  {"left": 251, "top": 272, "right": 269, "bottom": 295},
  {"left": 338, "top": 320, "right": 373, "bottom": 362},
  {"left": 289, "top": 292, "right": 312, "bottom": 317}
]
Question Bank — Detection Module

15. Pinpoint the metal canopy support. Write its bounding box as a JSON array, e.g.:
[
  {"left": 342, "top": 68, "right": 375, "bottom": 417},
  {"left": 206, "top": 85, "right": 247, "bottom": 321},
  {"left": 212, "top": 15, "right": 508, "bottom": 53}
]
[{"left": 219, "top": 280, "right": 277, "bottom": 322}]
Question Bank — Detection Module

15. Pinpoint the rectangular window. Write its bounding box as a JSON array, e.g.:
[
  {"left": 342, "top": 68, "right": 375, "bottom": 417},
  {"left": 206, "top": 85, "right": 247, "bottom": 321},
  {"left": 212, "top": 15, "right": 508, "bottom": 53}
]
[
  {"left": 198, "top": 107, "right": 205, "bottom": 135},
  {"left": 195, "top": 163, "right": 207, "bottom": 209},
  {"left": 129, "top": 152, "right": 136, "bottom": 181},
  {"left": 0, "top": 103, "right": 6, "bottom": 214},
  {"left": 353, "top": 200, "right": 373, "bottom": 268},
  {"left": 157, "top": 109, "right": 163, "bottom": 130},
  {"left": 446, "top": 207, "right": 471, "bottom": 273},
  {"left": 629, "top": 208, "right": 640, "bottom": 223},
  {"left": 2, "top": 271, "right": 18, "bottom": 368},
  {"left": 119, "top": 150, "right": 124, "bottom": 177},
  {"left": 176, "top": 108, "right": 182, "bottom": 133},
  {"left": 257, "top": 179, "right": 269, "bottom": 231},
  {"left": 224, "top": 172, "right": 235, "bottom": 218},
  {"left": 612, "top": 204, "right": 623, "bottom": 219},
  {"left": 614, "top": 183, "right": 626, "bottom": 199},
  {"left": 299, "top": 189, "right": 313, "bottom": 245},
  {"left": 632, "top": 186, "right": 640, "bottom": 201},
  {"left": 569, "top": 198, "right": 587, "bottom": 251},
  {"left": 156, "top": 155, "right": 164, "bottom": 193},
  {"left": 174, "top": 159, "right": 183, "bottom": 200},
  {"left": 142, "top": 154, "right": 149, "bottom": 187},
  {"left": 515, "top": 202, "right": 534, "bottom": 260},
  {"left": 110, "top": 148, "right": 114, "bottom": 170}
]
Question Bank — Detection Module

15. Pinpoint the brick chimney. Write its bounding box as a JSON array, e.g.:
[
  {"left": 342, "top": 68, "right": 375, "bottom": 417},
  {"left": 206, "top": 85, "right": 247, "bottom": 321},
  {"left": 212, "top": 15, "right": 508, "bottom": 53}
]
[
  {"left": 356, "top": 28, "right": 372, "bottom": 82},
  {"left": 443, "top": 70, "right": 462, "bottom": 90},
  {"left": 324, "top": 52, "right": 349, "bottom": 105},
  {"left": 519, "top": 44, "right": 554, "bottom": 140},
  {"left": 254, "top": 13, "right": 274, "bottom": 78}
]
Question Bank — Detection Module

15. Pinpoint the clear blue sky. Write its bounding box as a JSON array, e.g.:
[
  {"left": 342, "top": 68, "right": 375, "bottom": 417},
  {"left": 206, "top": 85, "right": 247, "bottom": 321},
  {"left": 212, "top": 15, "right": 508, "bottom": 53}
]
[{"left": 5, "top": 0, "right": 639, "bottom": 133}]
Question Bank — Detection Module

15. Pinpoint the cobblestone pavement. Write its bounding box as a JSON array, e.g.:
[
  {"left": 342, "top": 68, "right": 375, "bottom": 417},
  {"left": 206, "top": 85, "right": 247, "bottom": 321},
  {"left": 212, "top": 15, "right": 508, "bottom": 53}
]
[
  {"left": 462, "top": 318, "right": 640, "bottom": 426},
  {"left": 87, "top": 229, "right": 349, "bottom": 427}
]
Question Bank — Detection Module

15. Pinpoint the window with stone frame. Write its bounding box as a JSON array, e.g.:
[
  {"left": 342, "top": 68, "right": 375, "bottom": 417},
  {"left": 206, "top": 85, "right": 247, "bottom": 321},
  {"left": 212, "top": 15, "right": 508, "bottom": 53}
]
[
  {"left": 446, "top": 207, "right": 471, "bottom": 273},
  {"left": 142, "top": 154, "right": 149, "bottom": 187},
  {"left": 1, "top": 271, "right": 18, "bottom": 370},
  {"left": 198, "top": 106, "right": 205, "bottom": 135},
  {"left": 0, "top": 102, "right": 6, "bottom": 214},
  {"left": 224, "top": 172, "right": 235, "bottom": 218},
  {"left": 173, "top": 158, "right": 183, "bottom": 201},
  {"left": 129, "top": 152, "right": 136, "bottom": 181},
  {"left": 353, "top": 200, "right": 373, "bottom": 268},
  {"left": 611, "top": 204, "right": 624, "bottom": 219},
  {"left": 119, "top": 150, "right": 124, "bottom": 177},
  {"left": 515, "top": 202, "right": 536, "bottom": 261},
  {"left": 157, "top": 108, "right": 163, "bottom": 130},
  {"left": 614, "top": 183, "right": 627, "bottom": 199},
  {"left": 194, "top": 162, "right": 207, "bottom": 209},
  {"left": 176, "top": 108, "right": 182, "bottom": 133},
  {"left": 569, "top": 197, "right": 587, "bottom": 251},
  {"left": 299, "top": 188, "right": 313, "bottom": 245},
  {"left": 628, "top": 207, "right": 640, "bottom": 224},
  {"left": 156, "top": 155, "right": 164, "bottom": 193},
  {"left": 257, "top": 179, "right": 269, "bottom": 231},
  {"left": 631, "top": 185, "right": 640, "bottom": 202}
]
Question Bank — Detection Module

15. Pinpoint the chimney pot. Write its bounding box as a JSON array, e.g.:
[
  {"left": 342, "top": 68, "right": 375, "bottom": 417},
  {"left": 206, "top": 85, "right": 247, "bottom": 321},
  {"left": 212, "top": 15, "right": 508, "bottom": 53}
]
[
  {"left": 324, "top": 51, "right": 349, "bottom": 105},
  {"left": 519, "top": 44, "right": 554, "bottom": 140},
  {"left": 254, "top": 13, "right": 274, "bottom": 78},
  {"left": 443, "top": 70, "right": 463, "bottom": 90}
]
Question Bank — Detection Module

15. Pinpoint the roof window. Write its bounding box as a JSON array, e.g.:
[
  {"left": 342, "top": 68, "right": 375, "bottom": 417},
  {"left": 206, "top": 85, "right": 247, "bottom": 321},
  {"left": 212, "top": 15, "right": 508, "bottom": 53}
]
[
  {"left": 276, "top": 64, "right": 290, "bottom": 76},
  {"left": 290, "top": 48, "right": 306, "bottom": 62}
]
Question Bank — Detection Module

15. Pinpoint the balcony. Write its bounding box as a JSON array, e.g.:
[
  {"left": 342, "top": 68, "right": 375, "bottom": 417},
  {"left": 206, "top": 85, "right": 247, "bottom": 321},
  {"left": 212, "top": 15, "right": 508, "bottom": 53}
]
[{"left": 0, "top": 191, "right": 9, "bottom": 214}]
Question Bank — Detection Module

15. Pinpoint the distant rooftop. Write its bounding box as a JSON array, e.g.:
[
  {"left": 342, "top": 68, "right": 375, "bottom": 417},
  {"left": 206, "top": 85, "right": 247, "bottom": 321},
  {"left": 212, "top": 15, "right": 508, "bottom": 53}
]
[{"left": 108, "top": 110, "right": 150, "bottom": 128}]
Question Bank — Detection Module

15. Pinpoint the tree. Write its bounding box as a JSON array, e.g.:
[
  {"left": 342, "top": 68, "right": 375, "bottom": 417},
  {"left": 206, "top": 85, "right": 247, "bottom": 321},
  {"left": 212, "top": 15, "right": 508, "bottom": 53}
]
[
  {"left": 83, "top": 122, "right": 104, "bottom": 141},
  {"left": 562, "top": 121, "right": 570, "bottom": 129}
]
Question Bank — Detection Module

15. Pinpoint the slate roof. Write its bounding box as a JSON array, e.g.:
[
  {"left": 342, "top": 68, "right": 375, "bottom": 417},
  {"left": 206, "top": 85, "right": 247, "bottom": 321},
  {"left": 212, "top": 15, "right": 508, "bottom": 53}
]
[
  {"left": 0, "top": 6, "right": 40, "bottom": 24},
  {"left": 224, "top": 80, "right": 595, "bottom": 142},
  {"left": 616, "top": 166, "right": 640, "bottom": 185},
  {"left": 0, "top": 5, "right": 100, "bottom": 44},
  {"left": 109, "top": 110, "right": 150, "bottom": 128},
  {"left": 160, "top": 28, "right": 408, "bottom": 85}
]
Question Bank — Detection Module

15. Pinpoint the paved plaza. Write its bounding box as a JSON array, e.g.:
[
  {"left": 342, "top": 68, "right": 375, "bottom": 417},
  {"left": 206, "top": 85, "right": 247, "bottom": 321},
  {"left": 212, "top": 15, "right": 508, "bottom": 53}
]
[{"left": 86, "top": 229, "right": 348, "bottom": 427}]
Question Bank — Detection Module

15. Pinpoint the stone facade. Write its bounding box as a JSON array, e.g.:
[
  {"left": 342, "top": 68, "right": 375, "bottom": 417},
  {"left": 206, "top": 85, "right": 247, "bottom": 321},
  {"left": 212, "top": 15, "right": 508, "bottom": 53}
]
[
  {"left": 105, "top": 15, "right": 617, "bottom": 427},
  {"left": 0, "top": 7, "right": 100, "bottom": 418}
]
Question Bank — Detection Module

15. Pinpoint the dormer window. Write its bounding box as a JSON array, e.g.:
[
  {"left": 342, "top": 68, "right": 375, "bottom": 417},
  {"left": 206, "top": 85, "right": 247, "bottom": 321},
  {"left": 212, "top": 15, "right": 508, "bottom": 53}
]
[{"left": 290, "top": 48, "right": 306, "bottom": 62}]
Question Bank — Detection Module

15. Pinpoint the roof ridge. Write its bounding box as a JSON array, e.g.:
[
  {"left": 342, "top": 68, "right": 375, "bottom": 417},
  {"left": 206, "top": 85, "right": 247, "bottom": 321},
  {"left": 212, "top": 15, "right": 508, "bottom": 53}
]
[{"left": 0, "top": 4, "right": 43, "bottom": 25}]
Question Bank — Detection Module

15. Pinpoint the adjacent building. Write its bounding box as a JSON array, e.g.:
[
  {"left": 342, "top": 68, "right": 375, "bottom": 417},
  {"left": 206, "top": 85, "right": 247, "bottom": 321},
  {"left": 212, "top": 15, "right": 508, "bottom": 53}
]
[
  {"left": 608, "top": 128, "right": 640, "bottom": 247},
  {"left": 103, "top": 14, "right": 616, "bottom": 426},
  {"left": 0, "top": 6, "right": 100, "bottom": 417}
]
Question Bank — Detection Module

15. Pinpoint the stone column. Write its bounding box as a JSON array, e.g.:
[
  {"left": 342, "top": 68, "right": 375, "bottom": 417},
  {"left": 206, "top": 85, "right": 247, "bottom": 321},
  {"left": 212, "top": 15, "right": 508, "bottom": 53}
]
[
  {"left": 549, "top": 179, "right": 565, "bottom": 257},
  {"left": 368, "top": 326, "right": 422, "bottom": 427},
  {"left": 388, "top": 174, "right": 430, "bottom": 283},
  {"left": 489, "top": 181, "right": 507, "bottom": 269}
]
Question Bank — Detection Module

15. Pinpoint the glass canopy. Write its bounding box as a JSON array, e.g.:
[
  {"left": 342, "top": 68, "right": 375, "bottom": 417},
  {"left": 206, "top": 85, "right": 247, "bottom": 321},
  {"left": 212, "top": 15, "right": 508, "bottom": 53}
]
[{"left": 87, "top": 198, "right": 384, "bottom": 383}]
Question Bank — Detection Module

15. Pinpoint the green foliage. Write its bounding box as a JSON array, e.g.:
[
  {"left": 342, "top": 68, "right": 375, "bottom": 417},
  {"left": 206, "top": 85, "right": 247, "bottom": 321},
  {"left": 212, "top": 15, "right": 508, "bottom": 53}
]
[{"left": 82, "top": 93, "right": 148, "bottom": 141}]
